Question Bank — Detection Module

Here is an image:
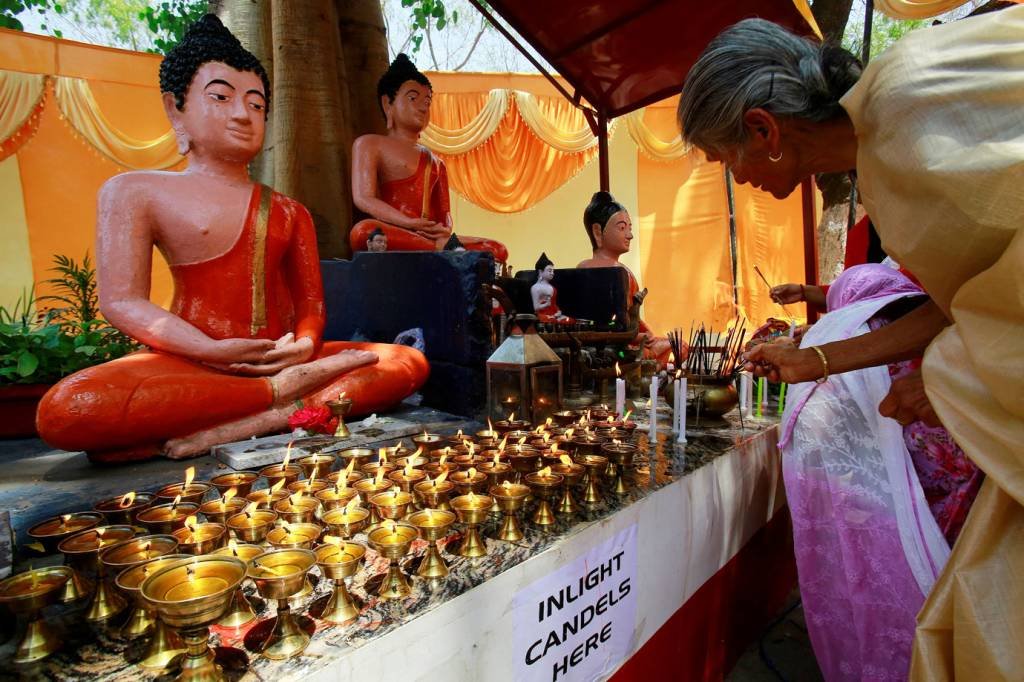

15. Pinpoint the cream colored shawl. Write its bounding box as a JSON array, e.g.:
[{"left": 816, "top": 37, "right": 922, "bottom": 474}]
[{"left": 841, "top": 6, "right": 1024, "bottom": 680}]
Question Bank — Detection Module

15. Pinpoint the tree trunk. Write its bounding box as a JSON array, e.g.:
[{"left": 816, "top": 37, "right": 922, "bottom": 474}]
[
  {"left": 809, "top": 0, "right": 860, "bottom": 282},
  {"left": 215, "top": 0, "right": 389, "bottom": 259}
]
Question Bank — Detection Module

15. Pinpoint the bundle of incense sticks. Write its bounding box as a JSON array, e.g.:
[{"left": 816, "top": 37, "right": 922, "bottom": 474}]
[{"left": 678, "top": 317, "right": 747, "bottom": 378}]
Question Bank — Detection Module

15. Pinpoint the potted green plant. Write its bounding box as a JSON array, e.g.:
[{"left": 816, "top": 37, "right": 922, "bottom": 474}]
[{"left": 0, "top": 254, "right": 137, "bottom": 438}]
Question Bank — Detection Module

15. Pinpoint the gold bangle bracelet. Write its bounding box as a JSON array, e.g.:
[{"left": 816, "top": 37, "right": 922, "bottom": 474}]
[{"left": 810, "top": 346, "right": 829, "bottom": 384}]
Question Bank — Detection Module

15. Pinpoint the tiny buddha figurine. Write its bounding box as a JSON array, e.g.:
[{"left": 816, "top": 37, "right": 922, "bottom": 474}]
[
  {"left": 531, "top": 253, "right": 575, "bottom": 325},
  {"left": 36, "top": 16, "right": 429, "bottom": 463},
  {"left": 443, "top": 233, "right": 467, "bottom": 252},
  {"left": 577, "top": 192, "right": 678, "bottom": 365},
  {"left": 366, "top": 227, "right": 388, "bottom": 252},
  {"left": 349, "top": 54, "right": 509, "bottom": 263}
]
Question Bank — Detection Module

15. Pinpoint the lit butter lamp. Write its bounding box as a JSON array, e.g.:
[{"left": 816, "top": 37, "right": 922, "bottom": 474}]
[
  {"left": 414, "top": 470, "right": 454, "bottom": 511},
  {"left": 173, "top": 516, "right": 227, "bottom": 555},
  {"left": 141, "top": 556, "right": 248, "bottom": 681},
  {"left": 259, "top": 442, "right": 302, "bottom": 489},
  {"left": 94, "top": 490, "right": 156, "bottom": 526},
  {"left": 227, "top": 503, "right": 279, "bottom": 544},
  {"left": 199, "top": 487, "right": 245, "bottom": 526},
  {"left": 316, "top": 473, "right": 360, "bottom": 512},
  {"left": 361, "top": 447, "right": 397, "bottom": 478},
  {"left": 412, "top": 431, "right": 445, "bottom": 452},
  {"left": 450, "top": 491, "right": 494, "bottom": 558},
  {"left": 507, "top": 444, "right": 541, "bottom": 484},
  {"left": 266, "top": 522, "right": 322, "bottom": 602},
  {"left": 211, "top": 540, "right": 265, "bottom": 630},
  {"left": 314, "top": 537, "right": 367, "bottom": 624},
  {"left": 115, "top": 554, "right": 190, "bottom": 670},
  {"left": 478, "top": 450, "right": 513, "bottom": 516},
  {"left": 445, "top": 429, "right": 476, "bottom": 447},
  {"left": 451, "top": 467, "right": 488, "bottom": 496},
  {"left": 489, "top": 481, "right": 530, "bottom": 542},
  {"left": 525, "top": 467, "right": 564, "bottom": 527},
  {"left": 0, "top": 566, "right": 73, "bottom": 664},
  {"left": 296, "top": 451, "right": 337, "bottom": 480},
  {"left": 99, "top": 534, "right": 180, "bottom": 640},
  {"left": 326, "top": 457, "right": 365, "bottom": 491},
  {"left": 322, "top": 497, "right": 370, "bottom": 539},
  {"left": 354, "top": 467, "right": 396, "bottom": 526},
  {"left": 602, "top": 440, "right": 639, "bottom": 496},
  {"left": 26, "top": 511, "right": 103, "bottom": 603},
  {"left": 156, "top": 466, "right": 212, "bottom": 506},
  {"left": 423, "top": 449, "right": 458, "bottom": 480},
  {"left": 247, "top": 548, "right": 318, "bottom": 659},
  {"left": 367, "top": 521, "right": 418, "bottom": 600},
  {"left": 575, "top": 453, "right": 609, "bottom": 506},
  {"left": 245, "top": 478, "right": 289, "bottom": 510},
  {"left": 337, "top": 447, "right": 374, "bottom": 471},
  {"left": 326, "top": 392, "right": 354, "bottom": 438},
  {"left": 551, "top": 455, "right": 586, "bottom": 515},
  {"left": 137, "top": 496, "right": 201, "bottom": 535},
  {"left": 408, "top": 509, "right": 456, "bottom": 579},
  {"left": 388, "top": 457, "right": 427, "bottom": 506},
  {"left": 273, "top": 491, "right": 321, "bottom": 525},
  {"left": 370, "top": 490, "right": 414, "bottom": 526},
  {"left": 209, "top": 471, "right": 259, "bottom": 498},
  {"left": 58, "top": 524, "right": 135, "bottom": 622}
]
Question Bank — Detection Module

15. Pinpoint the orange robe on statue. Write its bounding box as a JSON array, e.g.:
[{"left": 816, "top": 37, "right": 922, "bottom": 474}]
[
  {"left": 37, "top": 185, "right": 429, "bottom": 463},
  {"left": 350, "top": 150, "right": 508, "bottom": 262}
]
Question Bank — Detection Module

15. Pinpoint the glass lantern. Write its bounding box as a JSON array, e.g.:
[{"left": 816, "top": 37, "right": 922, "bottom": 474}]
[{"left": 486, "top": 315, "right": 563, "bottom": 424}]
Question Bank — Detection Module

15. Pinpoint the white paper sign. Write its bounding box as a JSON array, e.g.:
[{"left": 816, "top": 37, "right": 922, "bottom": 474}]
[{"left": 513, "top": 524, "right": 638, "bottom": 681}]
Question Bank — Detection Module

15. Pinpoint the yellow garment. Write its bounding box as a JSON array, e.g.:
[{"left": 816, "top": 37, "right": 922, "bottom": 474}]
[
  {"left": 0, "top": 70, "right": 46, "bottom": 145},
  {"left": 54, "top": 76, "right": 181, "bottom": 169},
  {"left": 841, "top": 7, "right": 1024, "bottom": 679}
]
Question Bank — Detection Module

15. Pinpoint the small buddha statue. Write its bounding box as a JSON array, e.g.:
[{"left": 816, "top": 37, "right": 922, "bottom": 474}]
[
  {"left": 35, "top": 16, "right": 429, "bottom": 463},
  {"left": 366, "top": 226, "right": 388, "bottom": 252},
  {"left": 443, "top": 233, "right": 466, "bottom": 252},
  {"left": 576, "top": 191, "right": 679, "bottom": 365},
  {"left": 350, "top": 54, "right": 509, "bottom": 263},
  {"left": 531, "top": 253, "right": 575, "bottom": 325}
]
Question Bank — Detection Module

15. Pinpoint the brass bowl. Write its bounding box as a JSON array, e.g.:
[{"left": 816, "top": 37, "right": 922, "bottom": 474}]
[
  {"left": 247, "top": 548, "right": 317, "bottom": 600},
  {"left": 322, "top": 506, "right": 370, "bottom": 538},
  {"left": 27, "top": 512, "right": 103, "bottom": 554},
  {"left": 136, "top": 502, "right": 200, "bottom": 535},
  {"left": 198, "top": 497, "right": 247, "bottom": 525},
  {"left": 337, "top": 447, "right": 374, "bottom": 469},
  {"left": 154, "top": 482, "right": 212, "bottom": 506},
  {"left": 411, "top": 433, "right": 445, "bottom": 451},
  {"left": 100, "top": 535, "right": 180, "bottom": 574},
  {"left": 272, "top": 497, "right": 321, "bottom": 525},
  {"left": 226, "top": 509, "right": 278, "bottom": 543},
  {"left": 366, "top": 522, "right": 418, "bottom": 561},
  {"left": 0, "top": 566, "right": 72, "bottom": 615},
  {"left": 209, "top": 471, "right": 259, "bottom": 497},
  {"left": 687, "top": 374, "right": 740, "bottom": 418},
  {"left": 266, "top": 523, "right": 322, "bottom": 550},
  {"left": 316, "top": 485, "right": 360, "bottom": 511},
  {"left": 315, "top": 541, "right": 366, "bottom": 581},
  {"left": 172, "top": 523, "right": 227, "bottom": 555},
  {"left": 407, "top": 509, "right": 455, "bottom": 543},
  {"left": 370, "top": 490, "right": 413, "bottom": 521},
  {"left": 296, "top": 453, "right": 336, "bottom": 480},
  {"left": 288, "top": 479, "right": 330, "bottom": 496},
  {"left": 451, "top": 470, "right": 488, "bottom": 495},
  {"left": 141, "top": 556, "right": 246, "bottom": 630},
  {"left": 93, "top": 493, "right": 156, "bottom": 526},
  {"left": 326, "top": 469, "right": 365, "bottom": 487},
  {"left": 450, "top": 495, "right": 493, "bottom": 525},
  {"left": 489, "top": 483, "right": 530, "bottom": 513},
  {"left": 245, "top": 488, "right": 289, "bottom": 510},
  {"left": 414, "top": 479, "right": 454, "bottom": 511},
  {"left": 58, "top": 525, "right": 137, "bottom": 572},
  {"left": 259, "top": 464, "right": 302, "bottom": 489}
]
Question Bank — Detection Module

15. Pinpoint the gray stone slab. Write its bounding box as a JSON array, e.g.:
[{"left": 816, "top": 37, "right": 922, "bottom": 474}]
[{"left": 213, "top": 406, "right": 477, "bottom": 469}]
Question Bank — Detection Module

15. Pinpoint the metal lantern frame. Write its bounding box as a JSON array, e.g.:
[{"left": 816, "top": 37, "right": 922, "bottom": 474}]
[{"left": 486, "top": 317, "right": 564, "bottom": 424}]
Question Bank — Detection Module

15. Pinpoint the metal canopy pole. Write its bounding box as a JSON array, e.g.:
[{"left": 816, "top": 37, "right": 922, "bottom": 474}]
[
  {"left": 801, "top": 177, "right": 819, "bottom": 321},
  {"left": 597, "top": 111, "right": 610, "bottom": 192}
]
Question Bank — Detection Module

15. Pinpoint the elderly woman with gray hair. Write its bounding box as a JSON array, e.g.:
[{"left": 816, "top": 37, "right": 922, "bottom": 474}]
[{"left": 678, "top": 8, "right": 1024, "bottom": 682}]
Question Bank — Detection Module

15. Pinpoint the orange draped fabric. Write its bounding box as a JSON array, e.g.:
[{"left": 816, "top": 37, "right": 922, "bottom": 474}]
[{"left": 430, "top": 91, "right": 599, "bottom": 214}]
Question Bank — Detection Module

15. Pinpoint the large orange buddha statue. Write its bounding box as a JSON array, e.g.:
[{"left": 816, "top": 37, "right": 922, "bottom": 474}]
[
  {"left": 576, "top": 191, "right": 677, "bottom": 366},
  {"left": 349, "top": 54, "right": 508, "bottom": 263},
  {"left": 36, "top": 16, "right": 428, "bottom": 463}
]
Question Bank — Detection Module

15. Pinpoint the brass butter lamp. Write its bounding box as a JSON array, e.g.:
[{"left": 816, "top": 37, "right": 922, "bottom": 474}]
[
  {"left": 248, "top": 548, "right": 318, "bottom": 660},
  {"left": 0, "top": 566, "right": 72, "bottom": 664},
  {"left": 314, "top": 537, "right": 367, "bottom": 624}
]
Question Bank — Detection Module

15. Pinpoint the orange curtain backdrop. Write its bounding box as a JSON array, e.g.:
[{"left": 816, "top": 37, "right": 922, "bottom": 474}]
[
  {"left": 429, "top": 91, "right": 599, "bottom": 213},
  {"left": 636, "top": 99, "right": 810, "bottom": 333}
]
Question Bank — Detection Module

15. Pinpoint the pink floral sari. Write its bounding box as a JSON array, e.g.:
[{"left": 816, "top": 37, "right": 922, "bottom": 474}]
[{"left": 778, "top": 265, "right": 960, "bottom": 681}]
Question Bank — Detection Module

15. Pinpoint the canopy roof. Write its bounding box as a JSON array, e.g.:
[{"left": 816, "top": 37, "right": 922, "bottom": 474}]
[{"left": 479, "top": 0, "right": 820, "bottom": 118}]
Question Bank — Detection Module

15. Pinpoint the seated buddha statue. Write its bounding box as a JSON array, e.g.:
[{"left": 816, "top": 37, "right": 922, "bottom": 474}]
[
  {"left": 36, "top": 16, "right": 429, "bottom": 463},
  {"left": 349, "top": 54, "right": 509, "bottom": 263},
  {"left": 576, "top": 191, "right": 679, "bottom": 366},
  {"left": 531, "top": 252, "right": 575, "bottom": 325}
]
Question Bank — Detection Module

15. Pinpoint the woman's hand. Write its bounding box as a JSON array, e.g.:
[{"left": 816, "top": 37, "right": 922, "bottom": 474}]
[
  {"left": 770, "top": 283, "right": 805, "bottom": 304},
  {"left": 742, "top": 340, "right": 824, "bottom": 383},
  {"left": 225, "top": 333, "right": 316, "bottom": 376},
  {"left": 878, "top": 369, "right": 941, "bottom": 427}
]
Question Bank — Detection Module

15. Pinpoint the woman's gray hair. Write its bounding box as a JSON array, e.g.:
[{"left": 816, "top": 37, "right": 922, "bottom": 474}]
[{"left": 677, "top": 19, "right": 861, "bottom": 154}]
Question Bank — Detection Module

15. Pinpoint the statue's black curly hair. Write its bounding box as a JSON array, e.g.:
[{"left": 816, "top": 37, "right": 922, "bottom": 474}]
[
  {"left": 159, "top": 14, "right": 271, "bottom": 117},
  {"left": 377, "top": 53, "right": 431, "bottom": 118}
]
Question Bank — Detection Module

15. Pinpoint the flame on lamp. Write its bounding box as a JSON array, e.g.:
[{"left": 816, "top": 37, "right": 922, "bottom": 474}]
[
  {"left": 456, "top": 429, "right": 463, "bottom": 439},
  {"left": 283, "top": 443, "right": 292, "bottom": 469},
  {"left": 615, "top": 362, "right": 622, "bottom": 378},
  {"left": 498, "top": 436, "right": 508, "bottom": 452},
  {"left": 487, "top": 417, "right": 494, "bottom": 433},
  {"left": 378, "top": 448, "right": 389, "bottom": 465},
  {"left": 467, "top": 490, "right": 477, "bottom": 504},
  {"left": 538, "top": 466, "right": 552, "bottom": 478},
  {"left": 243, "top": 501, "right": 258, "bottom": 518},
  {"left": 468, "top": 467, "right": 477, "bottom": 479},
  {"left": 565, "top": 428, "right": 575, "bottom": 439},
  {"left": 184, "top": 515, "right": 198, "bottom": 533},
  {"left": 344, "top": 496, "right": 361, "bottom": 514},
  {"left": 221, "top": 487, "right": 238, "bottom": 511},
  {"left": 508, "top": 412, "right": 516, "bottom": 422},
  {"left": 171, "top": 494, "right": 182, "bottom": 509},
  {"left": 374, "top": 467, "right": 386, "bottom": 486},
  {"left": 492, "top": 450, "right": 501, "bottom": 466},
  {"left": 404, "top": 459, "right": 415, "bottom": 478},
  {"left": 436, "top": 469, "right": 450, "bottom": 485},
  {"left": 271, "top": 478, "right": 286, "bottom": 494},
  {"left": 228, "top": 538, "right": 239, "bottom": 556},
  {"left": 323, "top": 535, "right": 342, "bottom": 547},
  {"left": 559, "top": 454, "right": 572, "bottom": 466},
  {"left": 517, "top": 436, "right": 527, "bottom": 446},
  {"left": 184, "top": 466, "right": 195, "bottom": 488},
  {"left": 468, "top": 442, "right": 476, "bottom": 456},
  {"left": 502, "top": 480, "right": 512, "bottom": 490},
  {"left": 439, "top": 451, "right": 448, "bottom": 466},
  {"left": 289, "top": 491, "right": 303, "bottom": 505},
  {"left": 118, "top": 491, "right": 136, "bottom": 508},
  {"left": 344, "top": 458, "right": 356, "bottom": 476}
]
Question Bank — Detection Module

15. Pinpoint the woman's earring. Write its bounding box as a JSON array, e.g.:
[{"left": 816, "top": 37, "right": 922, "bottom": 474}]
[{"left": 768, "top": 150, "right": 782, "bottom": 163}]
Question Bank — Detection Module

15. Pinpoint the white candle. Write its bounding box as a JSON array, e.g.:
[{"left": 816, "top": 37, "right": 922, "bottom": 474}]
[
  {"left": 740, "top": 372, "right": 752, "bottom": 417},
  {"left": 648, "top": 375, "right": 659, "bottom": 443},
  {"left": 671, "top": 376, "right": 680, "bottom": 435},
  {"left": 676, "top": 377, "right": 687, "bottom": 444},
  {"left": 615, "top": 377, "right": 626, "bottom": 418}
]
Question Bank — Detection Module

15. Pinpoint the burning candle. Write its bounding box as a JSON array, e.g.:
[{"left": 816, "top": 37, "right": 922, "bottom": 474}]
[
  {"left": 739, "top": 372, "right": 752, "bottom": 417},
  {"left": 451, "top": 466, "right": 487, "bottom": 495},
  {"left": 389, "top": 458, "right": 427, "bottom": 492},
  {"left": 649, "top": 374, "right": 659, "bottom": 443},
  {"left": 677, "top": 375, "right": 688, "bottom": 445},
  {"left": 615, "top": 363, "right": 626, "bottom": 418},
  {"left": 140, "top": 556, "right": 246, "bottom": 617}
]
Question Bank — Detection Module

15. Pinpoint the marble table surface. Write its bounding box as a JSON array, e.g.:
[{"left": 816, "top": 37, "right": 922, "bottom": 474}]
[{"left": 0, "top": 407, "right": 778, "bottom": 681}]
